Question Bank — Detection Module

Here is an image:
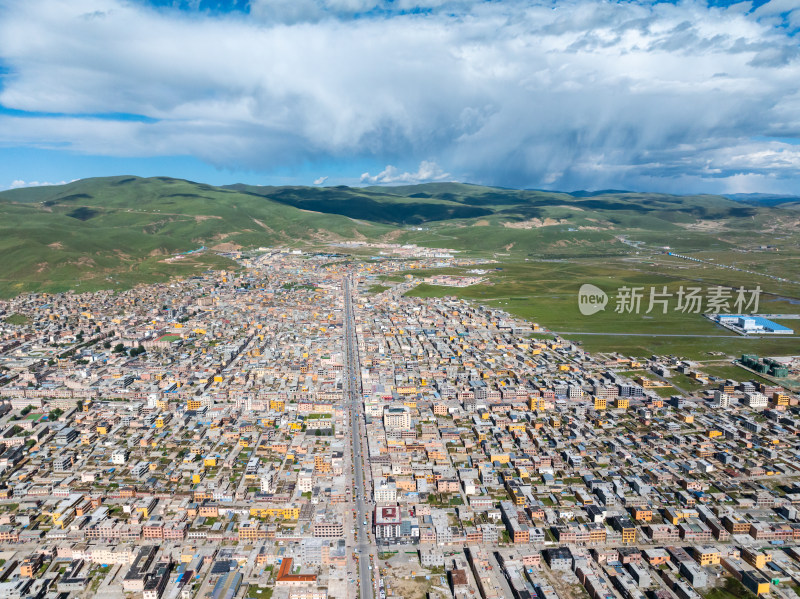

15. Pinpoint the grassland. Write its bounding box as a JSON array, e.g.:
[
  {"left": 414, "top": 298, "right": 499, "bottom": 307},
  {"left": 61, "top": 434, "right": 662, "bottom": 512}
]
[
  {"left": 246, "top": 586, "right": 273, "bottom": 599},
  {"left": 703, "top": 577, "right": 757, "bottom": 599},
  {"left": 404, "top": 254, "right": 800, "bottom": 359},
  {"left": 699, "top": 363, "right": 773, "bottom": 384},
  {"left": 3, "top": 313, "right": 30, "bottom": 325},
  {"left": 366, "top": 284, "right": 390, "bottom": 294}
]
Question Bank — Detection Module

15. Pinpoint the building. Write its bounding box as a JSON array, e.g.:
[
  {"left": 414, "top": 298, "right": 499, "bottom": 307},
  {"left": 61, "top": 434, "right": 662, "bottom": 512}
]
[
  {"left": 384, "top": 406, "right": 411, "bottom": 431},
  {"left": 544, "top": 547, "right": 572, "bottom": 571},
  {"left": 374, "top": 505, "right": 402, "bottom": 541},
  {"left": 374, "top": 480, "right": 397, "bottom": 503},
  {"left": 713, "top": 391, "right": 730, "bottom": 408}
]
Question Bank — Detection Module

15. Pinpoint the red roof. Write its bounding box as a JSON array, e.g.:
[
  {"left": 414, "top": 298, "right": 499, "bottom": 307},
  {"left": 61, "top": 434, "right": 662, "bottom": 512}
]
[{"left": 276, "top": 558, "right": 317, "bottom": 583}]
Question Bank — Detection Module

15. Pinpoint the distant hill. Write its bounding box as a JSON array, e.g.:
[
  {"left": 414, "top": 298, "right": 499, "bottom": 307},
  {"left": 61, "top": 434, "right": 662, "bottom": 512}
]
[
  {"left": 0, "top": 176, "right": 793, "bottom": 297},
  {"left": 724, "top": 193, "right": 800, "bottom": 207}
]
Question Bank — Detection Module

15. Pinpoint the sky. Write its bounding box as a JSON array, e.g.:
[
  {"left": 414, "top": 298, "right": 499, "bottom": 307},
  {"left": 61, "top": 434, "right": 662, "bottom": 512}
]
[{"left": 0, "top": 0, "right": 799, "bottom": 193}]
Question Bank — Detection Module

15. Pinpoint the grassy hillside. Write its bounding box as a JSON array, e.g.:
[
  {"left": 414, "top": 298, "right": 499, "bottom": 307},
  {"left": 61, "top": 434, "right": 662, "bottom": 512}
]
[
  {"left": 225, "top": 183, "right": 496, "bottom": 224},
  {"left": 1, "top": 176, "right": 798, "bottom": 298},
  {"left": 0, "top": 176, "right": 392, "bottom": 297},
  {"left": 228, "top": 181, "right": 761, "bottom": 227}
]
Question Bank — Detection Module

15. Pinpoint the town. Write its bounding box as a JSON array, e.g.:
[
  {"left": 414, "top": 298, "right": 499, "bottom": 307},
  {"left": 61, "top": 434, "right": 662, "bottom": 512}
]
[{"left": 0, "top": 249, "right": 798, "bottom": 599}]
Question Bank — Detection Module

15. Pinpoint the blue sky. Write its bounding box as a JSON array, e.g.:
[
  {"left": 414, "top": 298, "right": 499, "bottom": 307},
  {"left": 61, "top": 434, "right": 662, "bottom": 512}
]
[{"left": 1, "top": 0, "right": 799, "bottom": 193}]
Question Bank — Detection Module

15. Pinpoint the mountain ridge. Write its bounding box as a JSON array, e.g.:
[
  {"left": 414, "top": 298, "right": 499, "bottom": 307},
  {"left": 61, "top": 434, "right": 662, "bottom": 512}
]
[{"left": 0, "top": 175, "right": 795, "bottom": 298}]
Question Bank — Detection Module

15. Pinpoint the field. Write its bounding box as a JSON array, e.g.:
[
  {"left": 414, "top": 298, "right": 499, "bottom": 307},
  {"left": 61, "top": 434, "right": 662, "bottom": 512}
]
[
  {"left": 3, "top": 313, "right": 30, "bottom": 325},
  {"left": 696, "top": 363, "right": 773, "bottom": 384},
  {"left": 246, "top": 586, "right": 273, "bottom": 599},
  {"left": 366, "top": 284, "right": 390, "bottom": 294},
  {"left": 703, "top": 577, "right": 757, "bottom": 599},
  {"left": 404, "top": 252, "right": 800, "bottom": 359}
]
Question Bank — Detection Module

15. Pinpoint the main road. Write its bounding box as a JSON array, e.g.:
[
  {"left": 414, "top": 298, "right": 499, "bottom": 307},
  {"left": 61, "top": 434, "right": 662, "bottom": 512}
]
[{"left": 344, "top": 276, "right": 376, "bottom": 599}]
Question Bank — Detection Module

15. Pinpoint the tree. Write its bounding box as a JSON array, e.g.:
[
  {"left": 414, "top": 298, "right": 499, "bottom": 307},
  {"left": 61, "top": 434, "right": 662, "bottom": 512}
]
[
  {"left": 113, "top": 343, "right": 125, "bottom": 353},
  {"left": 103, "top": 341, "right": 111, "bottom": 349}
]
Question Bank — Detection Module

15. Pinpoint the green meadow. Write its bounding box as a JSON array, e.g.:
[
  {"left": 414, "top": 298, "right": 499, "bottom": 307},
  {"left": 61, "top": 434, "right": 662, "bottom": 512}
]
[{"left": 404, "top": 256, "right": 800, "bottom": 359}]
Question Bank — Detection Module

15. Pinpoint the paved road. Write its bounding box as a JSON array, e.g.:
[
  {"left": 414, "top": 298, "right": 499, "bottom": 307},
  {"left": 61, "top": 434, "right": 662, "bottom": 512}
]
[{"left": 344, "top": 276, "right": 377, "bottom": 599}]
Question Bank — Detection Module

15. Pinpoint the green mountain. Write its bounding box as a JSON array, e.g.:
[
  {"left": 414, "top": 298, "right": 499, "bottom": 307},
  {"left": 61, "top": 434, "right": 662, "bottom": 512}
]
[
  {"left": 0, "top": 176, "right": 392, "bottom": 297},
  {"left": 0, "top": 176, "right": 793, "bottom": 298}
]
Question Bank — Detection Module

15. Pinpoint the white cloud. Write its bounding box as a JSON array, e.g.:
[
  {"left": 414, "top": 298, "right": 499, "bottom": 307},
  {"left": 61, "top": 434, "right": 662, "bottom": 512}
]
[
  {"left": 7, "top": 179, "right": 65, "bottom": 190},
  {"left": 0, "top": 0, "right": 798, "bottom": 191},
  {"left": 360, "top": 161, "right": 450, "bottom": 184},
  {"left": 313, "top": 176, "right": 328, "bottom": 185}
]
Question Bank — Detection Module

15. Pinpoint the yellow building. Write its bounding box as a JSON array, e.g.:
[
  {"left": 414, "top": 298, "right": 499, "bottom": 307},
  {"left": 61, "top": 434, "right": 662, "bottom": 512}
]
[
  {"left": 615, "top": 398, "right": 630, "bottom": 410},
  {"left": 751, "top": 581, "right": 770, "bottom": 596},
  {"left": 509, "top": 488, "right": 526, "bottom": 506},
  {"left": 52, "top": 510, "right": 75, "bottom": 529},
  {"left": 694, "top": 547, "right": 720, "bottom": 566},
  {"left": 528, "top": 397, "right": 545, "bottom": 411},
  {"left": 621, "top": 526, "right": 636, "bottom": 544},
  {"left": 594, "top": 397, "right": 607, "bottom": 410},
  {"left": 742, "top": 548, "right": 772, "bottom": 570},
  {"left": 772, "top": 393, "right": 789, "bottom": 406},
  {"left": 249, "top": 506, "right": 299, "bottom": 520}
]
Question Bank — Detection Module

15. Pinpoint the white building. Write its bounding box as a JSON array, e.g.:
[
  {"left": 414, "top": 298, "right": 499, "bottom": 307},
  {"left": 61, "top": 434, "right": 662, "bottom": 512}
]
[
  {"left": 297, "top": 468, "right": 314, "bottom": 493},
  {"left": 374, "top": 480, "right": 397, "bottom": 503},
  {"left": 383, "top": 406, "right": 411, "bottom": 431},
  {"left": 745, "top": 392, "right": 768, "bottom": 409},
  {"left": 112, "top": 450, "right": 130, "bottom": 465},
  {"left": 259, "top": 466, "right": 277, "bottom": 493}
]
